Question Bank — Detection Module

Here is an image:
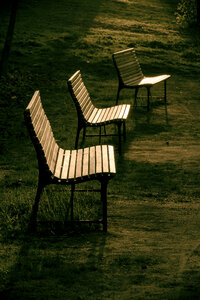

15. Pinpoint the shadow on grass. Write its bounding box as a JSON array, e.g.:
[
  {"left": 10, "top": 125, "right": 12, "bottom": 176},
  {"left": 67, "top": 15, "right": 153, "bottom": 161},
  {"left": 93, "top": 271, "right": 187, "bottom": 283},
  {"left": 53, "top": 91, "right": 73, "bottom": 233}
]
[{"left": 0, "top": 230, "right": 108, "bottom": 299}]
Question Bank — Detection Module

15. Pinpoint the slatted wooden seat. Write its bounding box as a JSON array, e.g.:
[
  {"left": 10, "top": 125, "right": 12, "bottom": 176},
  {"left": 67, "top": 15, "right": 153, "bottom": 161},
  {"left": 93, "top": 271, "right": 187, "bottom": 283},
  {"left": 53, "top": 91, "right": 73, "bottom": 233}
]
[
  {"left": 67, "top": 70, "right": 131, "bottom": 154},
  {"left": 112, "top": 48, "right": 171, "bottom": 110},
  {"left": 24, "top": 90, "right": 116, "bottom": 232}
]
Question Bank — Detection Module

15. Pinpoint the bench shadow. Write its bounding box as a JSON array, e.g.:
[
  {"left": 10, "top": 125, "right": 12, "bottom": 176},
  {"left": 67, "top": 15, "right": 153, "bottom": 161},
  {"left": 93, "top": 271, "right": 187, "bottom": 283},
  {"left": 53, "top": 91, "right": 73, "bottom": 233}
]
[{"left": 0, "top": 229, "right": 108, "bottom": 299}]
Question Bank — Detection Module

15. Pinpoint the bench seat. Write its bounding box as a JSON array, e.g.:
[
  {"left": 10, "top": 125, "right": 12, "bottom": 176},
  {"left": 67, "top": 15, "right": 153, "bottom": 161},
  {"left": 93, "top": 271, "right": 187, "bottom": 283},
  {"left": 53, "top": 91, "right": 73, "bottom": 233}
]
[{"left": 53, "top": 145, "right": 116, "bottom": 182}]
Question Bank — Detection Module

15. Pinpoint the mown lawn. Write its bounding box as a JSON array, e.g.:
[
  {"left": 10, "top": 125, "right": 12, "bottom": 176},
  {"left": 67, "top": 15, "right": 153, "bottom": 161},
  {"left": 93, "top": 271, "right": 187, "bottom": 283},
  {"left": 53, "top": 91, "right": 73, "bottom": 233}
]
[{"left": 0, "top": 0, "right": 200, "bottom": 299}]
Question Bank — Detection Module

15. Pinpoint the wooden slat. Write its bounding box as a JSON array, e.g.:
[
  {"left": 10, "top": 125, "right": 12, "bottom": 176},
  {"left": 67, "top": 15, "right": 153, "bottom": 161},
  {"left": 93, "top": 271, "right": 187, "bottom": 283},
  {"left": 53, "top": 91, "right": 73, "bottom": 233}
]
[
  {"left": 61, "top": 150, "right": 71, "bottom": 179},
  {"left": 102, "top": 145, "right": 109, "bottom": 173},
  {"left": 139, "top": 75, "right": 170, "bottom": 86},
  {"left": 69, "top": 72, "right": 95, "bottom": 122},
  {"left": 98, "top": 107, "right": 110, "bottom": 123},
  {"left": 95, "top": 108, "right": 107, "bottom": 123},
  {"left": 85, "top": 104, "right": 95, "bottom": 121},
  {"left": 41, "top": 120, "right": 52, "bottom": 154},
  {"left": 76, "top": 84, "right": 88, "bottom": 102},
  {"left": 73, "top": 81, "right": 85, "bottom": 96},
  {"left": 110, "top": 106, "right": 118, "bottom": 120},
  {"left": 34, "top": 108, "right": 45, "bottom": 135},
  {"left": 50, "top": 143, "right": 59, "bottom": 174},
  {"left": 113, "top": 105, "right": 123, "bottom": 119},
  {"left": 122, "top": 105, "right": 130, "bottom": 120},
  {"left": 92, "top": 109, "right": 102, "bottom": 124},
  {"left": 82, "top": 147, "right": 89, "bottom": 177},
  {"left": 37, "top": 114, "right": 48, "bottom": 141},
  {"left": 117, "top": 60, "right": 140, "bottom": 70},
  {"left": 87, "top": 107, "right": 98, "bottom": 123},
  {"left": 44, "top": 130, "right": 54, "bottom": 156},
  {"left": 54, "top": 148, "right": 64, "bottom": 178},
  {"left": 27, "top": 90, "right": 40, "bottom": 112},
  {"left": 114, "top": 48, "right": 144, "bottom": 86},
  {"left": 45, "top": 132, "right": 55, "bottom": 163},
  {"left": 79, "top": 93, "right": 90, "bottom": 109},
  {"left": 89, "top": 146, "right": 96, "bottom": 175},
  {"left": 82, "top": 98, "right": 93, "bottom": 117},
  {"left": 108, "top": 145, "right": 116, "bottom": 174},
  {"left": 75, "top": 149, "right": 83, "bottom": 178},
  {"left": 96, "top": 145, "right": 102, "bottom": 174},
  {"left": 68, "top": 150, "right": 77, "bottom": 179},
  {"left": 118, "top": 105, "right": 126, "bottom": 119},
  {"left": 104, "top": 106, "right": 115, "bottom": 122},
  {"left": 31, "top": 100, "right": 42, "bottom": 126},
  {"left": 68, "top": 70, "right": 81, "bottom": 86}
]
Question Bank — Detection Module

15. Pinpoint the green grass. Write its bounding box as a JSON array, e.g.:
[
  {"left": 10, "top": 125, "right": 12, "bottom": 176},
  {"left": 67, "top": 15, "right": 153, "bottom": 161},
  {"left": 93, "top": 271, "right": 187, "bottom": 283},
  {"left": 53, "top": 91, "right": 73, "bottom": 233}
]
[{"left": 1, "top": 0, "right": 200, "bottom": 298}]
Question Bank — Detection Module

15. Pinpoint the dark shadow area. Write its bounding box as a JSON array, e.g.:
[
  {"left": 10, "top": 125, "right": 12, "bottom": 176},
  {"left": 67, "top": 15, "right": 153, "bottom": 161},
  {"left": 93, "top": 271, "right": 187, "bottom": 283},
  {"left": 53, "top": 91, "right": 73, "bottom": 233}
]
[{"left": 0, "top": 231, "right": 107, "bottom": 299}]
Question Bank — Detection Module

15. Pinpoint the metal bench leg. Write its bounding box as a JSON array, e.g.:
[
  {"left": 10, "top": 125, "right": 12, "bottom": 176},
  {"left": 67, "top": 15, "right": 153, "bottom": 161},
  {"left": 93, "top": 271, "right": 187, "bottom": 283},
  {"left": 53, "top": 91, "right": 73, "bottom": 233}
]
[
  {"left": 28, "top": 181, "right": 43, "bottom": 232},
  {"left": 134, "top": 87, "right": 139, "bottom": 107},
  {"left": 82, "top": 127, "right": 86, "bottom": 143},
  {"left": 117, "top": 123, "right": 122, "bottom": 155},
  {"left": 164, "top": 80, "right": 167, "bottom": 104},
  {"left": 75, "top": 125, "right": 81, "bottom": 149},
  {"left": 103, "top": 125, "right": 106, "bottom": 135},
  {"left": 101, "top": 180, "right": 108, "bottom": 232}
]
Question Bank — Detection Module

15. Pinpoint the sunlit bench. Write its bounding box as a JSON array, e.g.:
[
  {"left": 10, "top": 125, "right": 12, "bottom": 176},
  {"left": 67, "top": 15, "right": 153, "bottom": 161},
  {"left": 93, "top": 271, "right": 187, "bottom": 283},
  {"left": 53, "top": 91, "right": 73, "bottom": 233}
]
[{"left": 112, "top": 48, "right": 171, "bottom": 110}]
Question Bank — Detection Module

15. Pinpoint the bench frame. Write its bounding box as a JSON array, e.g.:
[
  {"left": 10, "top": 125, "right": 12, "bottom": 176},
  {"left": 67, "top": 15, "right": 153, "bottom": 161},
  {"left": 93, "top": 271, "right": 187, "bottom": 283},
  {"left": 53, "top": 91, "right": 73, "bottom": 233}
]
[
  {"left": 24, "top": 91, "right": 116, "bottom": 232},
  {"left": 112, "top": 48, "right": 171, "bottom": 111},
  {"left": 68, "top": 70, "right": 130, "bottom": 154}
]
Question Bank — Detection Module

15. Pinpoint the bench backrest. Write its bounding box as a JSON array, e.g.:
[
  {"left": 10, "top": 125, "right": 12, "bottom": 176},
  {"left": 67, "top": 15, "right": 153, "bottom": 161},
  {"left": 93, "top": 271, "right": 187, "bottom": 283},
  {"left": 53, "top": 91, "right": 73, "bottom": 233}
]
[
  {"left": 112, "top": 48, "right": 144, "bottom": 86},
  {"left": 24, "top": 91, "right": 59, "bottom": 176},
  {"left": 68, "top": 70, "right": 94, "bottom": 124}
]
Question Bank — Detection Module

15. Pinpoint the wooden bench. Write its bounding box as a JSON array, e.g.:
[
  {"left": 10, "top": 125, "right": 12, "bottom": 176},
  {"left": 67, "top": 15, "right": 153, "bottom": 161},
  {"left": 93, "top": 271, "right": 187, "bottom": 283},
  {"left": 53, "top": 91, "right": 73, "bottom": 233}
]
[
  {"left": 24, "top": 90, "right": 116, "bottom": 232},
  {"left": 67, "top": 70, "right": 131, "bottom": 154},
  {"left": 112, "top": 48, "right": 171, "bottom": 110}
]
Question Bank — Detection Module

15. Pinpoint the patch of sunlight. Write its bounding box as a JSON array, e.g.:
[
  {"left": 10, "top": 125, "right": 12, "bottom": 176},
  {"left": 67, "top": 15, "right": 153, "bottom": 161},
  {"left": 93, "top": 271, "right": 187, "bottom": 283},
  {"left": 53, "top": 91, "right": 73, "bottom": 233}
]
[
  {"left": 93, "top": 16, "right": 177, "bottom": 36},
  {"left": 125, "top": 141, "right": 200, "bottom": 164},
  {"left": 115, "top": 0, "right": 132, "bottom": 4}
]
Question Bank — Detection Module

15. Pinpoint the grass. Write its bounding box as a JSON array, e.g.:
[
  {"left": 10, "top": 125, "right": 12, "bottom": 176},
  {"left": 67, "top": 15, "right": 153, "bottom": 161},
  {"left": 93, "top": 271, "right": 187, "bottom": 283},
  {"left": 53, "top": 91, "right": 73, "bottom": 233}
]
[{"left": 0, "top": 0, "right": 200, "bottom": 298}]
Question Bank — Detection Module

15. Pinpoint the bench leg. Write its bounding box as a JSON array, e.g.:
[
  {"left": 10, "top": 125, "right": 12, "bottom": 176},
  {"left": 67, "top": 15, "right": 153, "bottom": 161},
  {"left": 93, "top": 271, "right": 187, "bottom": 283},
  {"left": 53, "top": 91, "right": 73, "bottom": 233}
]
[
  {"left": 28, "top": 182, "right": 43, "bottom": 233},
  {"left": 164, "top": 80, "right": 167, "bottom": 104},
  {"left": 134, "top": 87, "right": 139, "bottom": 107},
  {"left": 75, "top": 126, "right": 81, "bottom": 149},
  {"left": 101, "top": 180, "right": 108, "bottom": 232},
  {"left": 103, "top": 125, "right": 106, "bottom": 135},
  {"left": 147, "top": 87, "right": 151, "bottom": 111},
  {"left": 82, "top": 127, "right": 86, "bottom": 144}
]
